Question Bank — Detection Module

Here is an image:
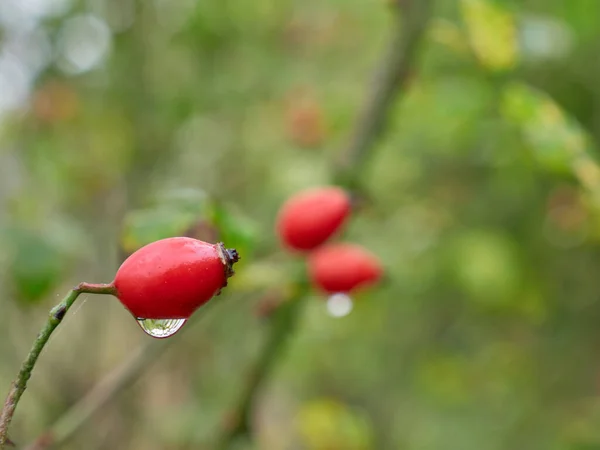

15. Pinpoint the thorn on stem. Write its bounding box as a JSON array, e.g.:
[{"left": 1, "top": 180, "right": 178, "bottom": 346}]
[{"left": 53, "top": 305, "right": 67, "bottom": 321}]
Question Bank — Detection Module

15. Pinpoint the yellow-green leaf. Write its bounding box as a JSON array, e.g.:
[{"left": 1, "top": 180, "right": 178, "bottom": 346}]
[{"left": 461, "top": 0, "right": 518, "bottom": 71}]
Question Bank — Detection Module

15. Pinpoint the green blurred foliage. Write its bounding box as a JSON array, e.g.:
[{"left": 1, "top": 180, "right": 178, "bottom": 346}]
[
  {"left": 1, "top": 0, "right": 600, "bottom": 449},
  {"left": 448, "top": 229, "right": 522, "bottom": 306},
  {"left": 120, "top": 188, "right": 213, "bottom": 254},
  {"left": 6, "top": 227, "right": 65, "bottom": 304},
  {"left": 296, "top": 398, "right": 374, "bottom": 450},
  {"left": 119, "top": 187, "right": 259, "bottom": 273},
  {"left": 460, "top": 0, "right": 518, "bottom": 71}
]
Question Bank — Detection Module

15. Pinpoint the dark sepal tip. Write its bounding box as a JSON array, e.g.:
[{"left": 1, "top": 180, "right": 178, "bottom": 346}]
[{"left": 226, "top": 248, "right": 240, "bottom": 264}]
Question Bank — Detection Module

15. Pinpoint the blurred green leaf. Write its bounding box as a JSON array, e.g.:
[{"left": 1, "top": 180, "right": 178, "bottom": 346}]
[
  {"left": 154, "top": 187, "right": 212, "bottom": 216},
  {"left": 6, "top": 228, "right": 65, "bottom": 305},
  {"left": 295, "top": 398, "right": 374, "bottom": 450},
  {"left": 501, "top": 82, "right": 595, "bottom": 174},
  {"left": 212, "top": 203, "right": 259, "bottom": 259},
  {"left": 460, "top": 0, "right": 518, "bottom": 71},
  {"left": 414, "top": 354, "right": 471, "bottom": 405},
  {"left": 120, "top": 208, "right": 198, "bottom": 254},
  {"left": 449, "top": 229, "right": 521, "bottom": 306},
  {"left": 120, "top": 188, "right": 216, "bottom": 254}
]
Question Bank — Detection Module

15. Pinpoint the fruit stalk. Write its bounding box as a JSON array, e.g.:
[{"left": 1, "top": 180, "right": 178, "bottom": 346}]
[{"left": 0, "top": 282, "right": 116, "bottom": 448}]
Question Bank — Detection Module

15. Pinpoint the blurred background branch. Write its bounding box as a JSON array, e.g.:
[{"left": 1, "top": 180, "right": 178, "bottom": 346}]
[
  {"left": 215, "top": 1, "right": 435, "bottom": 448},
  {"left": 335, "top": 0, "right": 435, "bottom": 189},
  {"left": 23, "top": 340, "right": 165, "bottom": 450}
]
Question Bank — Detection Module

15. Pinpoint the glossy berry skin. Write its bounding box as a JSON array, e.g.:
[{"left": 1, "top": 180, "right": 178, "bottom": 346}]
[
  {"left": 276, "top": 186, "right": 351, "bottom": 251},
  {"left": 307, "top": 243, "right": 382, "bottom": 294},
  {"left": 113, "top": 237, "right": 239, "bottom": 319}
]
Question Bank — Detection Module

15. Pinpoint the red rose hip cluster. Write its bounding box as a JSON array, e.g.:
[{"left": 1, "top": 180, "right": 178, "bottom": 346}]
[{"left": 276, "top": 186, "right": 382, "bottom": 295}]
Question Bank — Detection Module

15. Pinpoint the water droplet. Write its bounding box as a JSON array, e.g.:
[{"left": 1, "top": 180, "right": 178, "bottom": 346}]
[
  {"left": 136, "top": 318, "right": 187, "bottom": 338},
  {"left": 326, "top": 293, "right": 353, "bottom": 318}
]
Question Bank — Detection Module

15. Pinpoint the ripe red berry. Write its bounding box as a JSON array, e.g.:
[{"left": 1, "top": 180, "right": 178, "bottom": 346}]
[
  {"left": 113, "top": 237, "right": 239, "bottom": 319},
  {"left": 307, "top": 243, "right": 382, "bottom": 294},
  {"left": 276, "top": 186, "right": 351, "bottom": 251}
]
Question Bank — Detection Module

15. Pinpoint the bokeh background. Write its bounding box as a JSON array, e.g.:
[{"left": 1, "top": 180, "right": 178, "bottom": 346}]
[{"left": 2, "top": 0, "right": 600, "bottom": 449}]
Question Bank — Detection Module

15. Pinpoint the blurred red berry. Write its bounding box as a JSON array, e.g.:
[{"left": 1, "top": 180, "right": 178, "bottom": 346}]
[
  {"left": 307, "top": 243, "right": 383, "bottom": 294},
  {"left": 284, "top": 92, "right": 326, "bottom": 148},
  {"left": 276, "top": 186, "right": 351, "bottom": 251},
  {"left": 113, "top": 237, "right": 239, "bottom": 319}
]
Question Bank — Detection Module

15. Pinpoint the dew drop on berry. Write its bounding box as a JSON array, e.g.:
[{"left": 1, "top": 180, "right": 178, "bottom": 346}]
[
  {"left": 326, "top": 293, "right": 353, "bottom": 318},
  {"left": 136, "top": 318, "right": 187, "bottom": 338}
]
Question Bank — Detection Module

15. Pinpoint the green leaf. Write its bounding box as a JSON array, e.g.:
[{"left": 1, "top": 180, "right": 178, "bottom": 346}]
[
  {"left": 501, "top": 83, "right": 600, "bottom": 192},
  {"left": 414, "top": 353, "right": 471, "bottom": 405},
  {"left": 212, "top": 204, "right": 259, "bottom": 259},
  {"left": 461, "top": 0, "right": 518, "bottom": 71},
  {"left": 296, "top": 398, "right": 374, "bottom": 450},
  {"left": 6, "top": 228, "right": 64, "bottom": 305},
  {"left": 120, "top": 188, "right": 217, "bottom": 255},
  {"left": 120, "top": 208, "right": 198, "bottom": 254},
  {"left": 449, "top": 229, "right": 521, "bottom": 306},
  {"left": 153, "top": 187, "right": 212, "bottom": 216}
]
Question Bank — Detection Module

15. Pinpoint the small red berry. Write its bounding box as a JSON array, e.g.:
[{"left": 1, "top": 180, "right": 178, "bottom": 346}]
[
  {"left": 307, "top": 243, "right": 382, "bottom": 294},
  {"left": 276, "top": 186, "right": 351, "bottom": 251},
  {"left": 113, "top": 237, "right": 239, "bottom": 319}
]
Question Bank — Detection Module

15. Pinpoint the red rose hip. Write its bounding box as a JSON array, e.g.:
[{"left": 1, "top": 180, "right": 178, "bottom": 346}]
[
  {"left": 276, "top": 186, "right": 351, "bottom": 251},
  {"left": 113, "top": 237, "right": 239, "bottom": 320},
  {"left": 307, "top": 243, "right": 382, "bottom": 294}
]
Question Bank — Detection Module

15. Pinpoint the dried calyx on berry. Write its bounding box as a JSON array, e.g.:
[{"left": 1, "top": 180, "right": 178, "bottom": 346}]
[{"left": 217, "top": 243, "right": 240, "bottom": 280}]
